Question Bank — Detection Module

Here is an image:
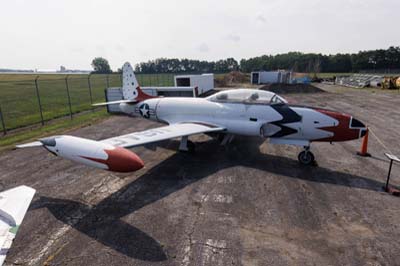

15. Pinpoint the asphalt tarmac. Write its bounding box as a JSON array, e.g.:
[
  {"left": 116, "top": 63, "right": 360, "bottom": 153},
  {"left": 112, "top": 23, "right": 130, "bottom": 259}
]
[{"left": 1, "top": 84, "right": 400, "bottom": 265}]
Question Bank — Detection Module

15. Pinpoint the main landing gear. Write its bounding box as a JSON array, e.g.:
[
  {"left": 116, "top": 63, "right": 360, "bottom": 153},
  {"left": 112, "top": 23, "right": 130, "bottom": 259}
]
[
  {"left": 298, "top": 146, "right": 315, "bottom": 166},
  {"left": 179, "top": 136, "right": 195, "bottom": 153}
]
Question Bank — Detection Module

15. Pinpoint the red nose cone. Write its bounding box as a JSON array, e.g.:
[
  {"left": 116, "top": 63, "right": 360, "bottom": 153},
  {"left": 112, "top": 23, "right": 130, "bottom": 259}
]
[
  {"left": 314, "top": 108, "right": 365, "bottom": 142},
  {"left": 104, "top": 147, "right": 144, "bottom": 172}
]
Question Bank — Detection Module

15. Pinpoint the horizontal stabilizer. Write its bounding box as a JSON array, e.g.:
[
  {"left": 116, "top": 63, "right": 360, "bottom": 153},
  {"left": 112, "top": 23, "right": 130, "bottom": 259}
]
[
  {"left": 0, "top": 186, "right": 36, "bottom": 226},
  {"left": 93, "top": 99, "right": 137, "bottom": 106},
  {"left": 0, "top": 185, "right": 36, "bottom": 266},
  {"left": 15, "top": 141, "right": 43, "bottom": 148}
]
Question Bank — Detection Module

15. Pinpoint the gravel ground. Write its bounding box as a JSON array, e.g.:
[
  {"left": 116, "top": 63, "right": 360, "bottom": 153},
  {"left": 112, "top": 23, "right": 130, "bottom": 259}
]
[{"left": 1, "top": 84, "right": 400, "bottom": 266}]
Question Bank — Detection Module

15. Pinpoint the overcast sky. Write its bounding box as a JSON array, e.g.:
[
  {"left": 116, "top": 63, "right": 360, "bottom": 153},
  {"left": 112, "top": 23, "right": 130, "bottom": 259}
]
[{"left": 1, "top": 0, "right": 399, "bottom": 70}]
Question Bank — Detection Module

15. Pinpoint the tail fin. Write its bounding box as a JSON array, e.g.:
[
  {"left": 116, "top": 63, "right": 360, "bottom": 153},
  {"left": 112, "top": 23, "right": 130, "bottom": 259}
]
[
  {"left": 0, "top": 185, "right": 35, "bottom": 265},
  {"left": 122, "top": 62, "right": 140, "bottom": 100},
  {"left": 122, "top": 62, "right": 156, "bottom": 102}
]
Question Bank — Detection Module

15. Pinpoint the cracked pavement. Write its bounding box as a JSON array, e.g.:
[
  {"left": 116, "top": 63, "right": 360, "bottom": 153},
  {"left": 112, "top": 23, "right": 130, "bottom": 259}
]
[{"left": 1, "top": 84, "right": 400, "bottom": 265}]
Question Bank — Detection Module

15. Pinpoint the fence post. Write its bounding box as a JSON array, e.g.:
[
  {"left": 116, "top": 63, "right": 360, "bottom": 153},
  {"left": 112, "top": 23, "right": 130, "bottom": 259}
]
[
  {"left": 34, "top": 76, "right": 44, "bottom": 125},
  {"left": 64, "top": 75, "right": 73, "bottom": 119},
  {"left": 87, "top": 74, "right": 94, "bottom": 111},
  {"left": 0, "top": 103, "right": 6, "bottom": 135}
]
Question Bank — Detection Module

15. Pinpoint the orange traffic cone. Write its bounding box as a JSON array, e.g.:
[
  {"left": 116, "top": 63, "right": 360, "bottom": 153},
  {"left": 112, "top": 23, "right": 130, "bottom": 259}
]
[
  {"left": 386, "top": 186, "right": 400, "bottom": 196},
  {"left": 357, "top": 128, "right": 371, "bottom": 157}
]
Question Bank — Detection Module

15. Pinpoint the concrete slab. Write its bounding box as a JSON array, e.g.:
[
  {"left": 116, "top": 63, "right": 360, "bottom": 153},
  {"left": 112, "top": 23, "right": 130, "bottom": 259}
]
[{"left": 1, "top": 84, "right": 400, "bottom": 265}]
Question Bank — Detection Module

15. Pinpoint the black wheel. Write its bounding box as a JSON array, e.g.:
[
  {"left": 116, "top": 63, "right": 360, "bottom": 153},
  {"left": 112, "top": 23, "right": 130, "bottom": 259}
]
[
  {"left": 298, "top": 150, "right": 315, "bottom": 165},
  {"left": 187, "top": 140, "right": 195, "bottom": 153}
]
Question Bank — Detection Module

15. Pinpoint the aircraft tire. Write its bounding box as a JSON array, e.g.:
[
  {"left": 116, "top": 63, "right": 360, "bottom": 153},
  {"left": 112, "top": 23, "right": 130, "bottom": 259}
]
[{"left": 298, "top": 150, "right": 315, "bottom": 165}]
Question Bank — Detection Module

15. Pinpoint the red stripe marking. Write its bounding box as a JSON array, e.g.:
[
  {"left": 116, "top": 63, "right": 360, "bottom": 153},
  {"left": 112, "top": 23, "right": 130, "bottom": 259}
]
[
  {"left": 136, "top": 86, "right": 158, "bottom": 102},
  {"left": 314, "top": 108, "right": 360, "bottom": 142}
]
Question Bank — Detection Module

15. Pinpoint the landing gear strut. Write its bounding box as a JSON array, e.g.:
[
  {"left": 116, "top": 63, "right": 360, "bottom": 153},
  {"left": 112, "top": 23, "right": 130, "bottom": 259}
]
[
  {"left": 179, "top": 136, "right": 195, "bottom": 153},
  {"left": 298, "top": 146, "right": 315, "bottom": 165}
]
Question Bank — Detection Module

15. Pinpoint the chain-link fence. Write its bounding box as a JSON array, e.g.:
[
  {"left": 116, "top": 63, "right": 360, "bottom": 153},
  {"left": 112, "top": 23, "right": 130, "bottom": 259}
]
[{"left": 0, "top": 73, "right": 178, "bottom": 135}]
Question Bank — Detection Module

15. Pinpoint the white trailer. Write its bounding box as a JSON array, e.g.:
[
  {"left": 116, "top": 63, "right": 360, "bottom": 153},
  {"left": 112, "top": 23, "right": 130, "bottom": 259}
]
[
  {"left": 141, "top": 86, "right": 197, "bottom": 97},
  {"left": 174, "top": 74, "right": 214, "bottom": 95},
  {"left": 105, "top": 73, "right": 214, "bottom": 114},
  {"left": 105, "top": 86, "right": 197, "bottom": 113},
  {"left": 251, "top": 71, "right": 292, "bottom": 84}
]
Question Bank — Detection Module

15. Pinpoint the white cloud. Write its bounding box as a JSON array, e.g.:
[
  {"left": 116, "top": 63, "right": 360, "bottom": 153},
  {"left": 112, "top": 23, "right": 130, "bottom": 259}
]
[
  {"left": 256, "top": 15, "right": 266, "bottom": 23},
  {"left": 226, "top": 34, "right": 241, "bottom": 42},
  {"left": 197, "top": 43, "right": 210, "bottom": 53},
  {"left": 0, "top": 0, "right": 399, "bottom": 70},
  {"left": 115, "top": 44, "right": 126, "bottom": 53}
]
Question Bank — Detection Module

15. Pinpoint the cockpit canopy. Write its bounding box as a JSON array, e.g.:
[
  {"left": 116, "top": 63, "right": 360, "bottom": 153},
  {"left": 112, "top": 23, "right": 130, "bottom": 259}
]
[{"left": 206, "top": 89, "right": 287, "bottom": 105}]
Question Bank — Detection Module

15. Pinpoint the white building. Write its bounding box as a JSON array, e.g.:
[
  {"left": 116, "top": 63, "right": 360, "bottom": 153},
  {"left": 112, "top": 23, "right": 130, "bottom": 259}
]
[
  {"left": 174, "top": 74, "right": 214, "bottom": 95},
  {"left": 251, "top": 70, "right": 292, "bottom": 84},
  {"left": 105, "top": 73, "right": 215, "bottom": 113}
]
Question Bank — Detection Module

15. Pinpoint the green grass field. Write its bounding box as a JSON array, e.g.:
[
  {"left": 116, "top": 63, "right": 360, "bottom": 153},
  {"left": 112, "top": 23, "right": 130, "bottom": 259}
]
[
  {"left": 0, "top": 73, "right": 176, "bottom": 132},
  {"left": 313, "top": 73, "right": 349, "bottom": 78},
  {"left": 2, "top": 71, "right": 385, "bottom": 134},
  {"left": 0, "top": 109, "right": 109, "bottom": 151},
  {"left": 309, "top": 73, "right": 400, "bottom": 78}
]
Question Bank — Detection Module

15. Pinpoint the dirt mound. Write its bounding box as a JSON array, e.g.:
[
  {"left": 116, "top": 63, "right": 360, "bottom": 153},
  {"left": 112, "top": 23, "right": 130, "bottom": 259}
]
[
  {"left": 259, "top": 83, "right": 326, "bottom": 94},
  {"left": 215, "top": 71, "right": 250, "bottom": 87}
]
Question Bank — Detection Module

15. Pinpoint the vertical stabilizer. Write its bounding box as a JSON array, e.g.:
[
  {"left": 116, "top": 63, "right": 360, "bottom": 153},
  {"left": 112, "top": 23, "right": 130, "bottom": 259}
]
[
  {"left": 122, "top": 62, "right": 140, "bottom": 100},
  {"left": 0, "top": 185, "right": 35, "bottom": 266},
  {"left": 121, "top": 62, "right": 157, "bottom": 102}
]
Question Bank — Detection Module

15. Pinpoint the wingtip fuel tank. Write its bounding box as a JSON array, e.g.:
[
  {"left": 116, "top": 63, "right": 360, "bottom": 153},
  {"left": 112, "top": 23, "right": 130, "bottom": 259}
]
[{"left": 24, "top": 135, "right": 144, "bottom": 172}]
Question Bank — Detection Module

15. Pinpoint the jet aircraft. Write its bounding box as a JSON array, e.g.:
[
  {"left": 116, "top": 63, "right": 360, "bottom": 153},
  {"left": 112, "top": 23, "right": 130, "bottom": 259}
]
[{"left": 17, "top": 62, "right": 367, "bottom": 170}]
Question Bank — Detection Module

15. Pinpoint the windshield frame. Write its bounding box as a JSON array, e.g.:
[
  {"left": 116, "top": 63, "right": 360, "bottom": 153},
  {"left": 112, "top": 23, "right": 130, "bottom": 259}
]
[{"left": 206, "top": 89, "right": 287, "bottom": 105}]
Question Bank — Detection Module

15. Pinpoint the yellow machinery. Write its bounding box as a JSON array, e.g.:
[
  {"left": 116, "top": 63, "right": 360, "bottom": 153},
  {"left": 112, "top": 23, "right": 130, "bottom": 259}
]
[{"left": 382, "top": 77, "right": 400, "bottom": 89}]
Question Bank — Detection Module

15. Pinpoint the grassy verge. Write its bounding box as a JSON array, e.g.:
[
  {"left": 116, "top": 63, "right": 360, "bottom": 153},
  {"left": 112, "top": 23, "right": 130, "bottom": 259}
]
[
  {"left": 310, "top": 72, "right": 400, "bottom": 79},
  {"left": 0, "top": 109, "right": 109, "bottom": 151},
  {"left": 0, "top": 73, "right": 178, "bottom": 131}
]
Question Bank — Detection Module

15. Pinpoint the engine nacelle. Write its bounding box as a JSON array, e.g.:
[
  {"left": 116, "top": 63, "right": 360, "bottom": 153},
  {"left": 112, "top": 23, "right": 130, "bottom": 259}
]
[{"left": 39, "top": 135, "right": 144, "bottom": 172}]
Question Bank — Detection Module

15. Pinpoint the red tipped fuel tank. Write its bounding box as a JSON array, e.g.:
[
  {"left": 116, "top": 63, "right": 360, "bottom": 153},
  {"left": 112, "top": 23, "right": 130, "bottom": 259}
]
[{"left": 39, "top": 135, "right": 144, "bottom": 172}]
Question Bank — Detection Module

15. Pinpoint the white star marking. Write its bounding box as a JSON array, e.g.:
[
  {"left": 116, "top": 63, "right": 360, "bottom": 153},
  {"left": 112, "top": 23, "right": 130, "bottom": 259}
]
[{"left": 140, "top": 105, "right": 149, "bottom": 117}]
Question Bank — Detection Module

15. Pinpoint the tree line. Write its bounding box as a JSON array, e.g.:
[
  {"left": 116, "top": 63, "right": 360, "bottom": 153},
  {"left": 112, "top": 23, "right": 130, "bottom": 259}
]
[
  {"left": 240, "top": 46, "right": 400, "bottom": 73},
  {"left": 134, "top": 58, "right": 239, "bottom": 74},
  {"left": 91, "top": 46, "right": 400, "bottom": 74}
]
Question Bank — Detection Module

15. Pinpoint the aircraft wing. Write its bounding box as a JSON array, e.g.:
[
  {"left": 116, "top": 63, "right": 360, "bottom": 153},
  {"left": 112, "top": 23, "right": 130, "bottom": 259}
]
[
  {"left": 101, "top": 122, "right": 225, "bottom": 148},
  {"left": 0, "top": 186, "right": 35, "bottom": 266}
]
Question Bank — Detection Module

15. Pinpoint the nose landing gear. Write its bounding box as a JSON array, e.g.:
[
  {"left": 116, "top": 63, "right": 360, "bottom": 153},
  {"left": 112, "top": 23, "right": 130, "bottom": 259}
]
[{"left": 298, "top": 146, "right": 315, "bottom": 165}]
